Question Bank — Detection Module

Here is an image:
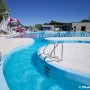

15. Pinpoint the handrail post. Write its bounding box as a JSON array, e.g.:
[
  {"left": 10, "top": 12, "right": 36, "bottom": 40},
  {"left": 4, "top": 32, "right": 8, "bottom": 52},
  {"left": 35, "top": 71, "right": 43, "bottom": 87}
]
[
  {"left": 54, "top": 43, "right": 55, "bottom": 57},
  {"left": 61, "top": 42, "right": 63, "bottom": 61},
  {"left": 42, "top": 40, "right": 63, "bottom": 62},
  {"left": 0, "top": 53, "right": 1, "bottom": 65},
  {"left": 43, "top": 41, "right": 52, "bottom": 54},
  {"left": 50, "top": 42, "right": 59, "bottom": 57}
]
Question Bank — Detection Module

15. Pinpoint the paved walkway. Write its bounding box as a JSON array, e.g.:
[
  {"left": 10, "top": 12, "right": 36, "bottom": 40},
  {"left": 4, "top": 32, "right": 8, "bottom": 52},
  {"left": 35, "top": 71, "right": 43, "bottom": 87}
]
[{"left": 45, "top": 37, "right": 90, "bottom": 41}]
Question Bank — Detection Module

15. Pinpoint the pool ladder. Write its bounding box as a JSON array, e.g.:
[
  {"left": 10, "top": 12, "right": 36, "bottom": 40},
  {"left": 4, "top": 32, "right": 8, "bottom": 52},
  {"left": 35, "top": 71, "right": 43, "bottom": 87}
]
[
  {"left": 39, "top": 41, "right": 63, "bottom": 62},
  {"left": 44, "top": 66, "right": 50, "bottom": 77}
]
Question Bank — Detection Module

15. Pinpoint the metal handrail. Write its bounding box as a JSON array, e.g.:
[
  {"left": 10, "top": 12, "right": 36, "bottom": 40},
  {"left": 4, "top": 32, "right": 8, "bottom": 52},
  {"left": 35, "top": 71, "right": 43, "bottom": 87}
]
[
  {"left": 50, "top": 43, "right": 59, "bottom": 57},
  {"left": 41, "top": 41, "right": 63, "bottom": 62},
  {"left": 61, "top": 42, "right": 63, "bottom": 61},
  {"left": 43, "top": 41, "right": 53, "bottom": 55}
]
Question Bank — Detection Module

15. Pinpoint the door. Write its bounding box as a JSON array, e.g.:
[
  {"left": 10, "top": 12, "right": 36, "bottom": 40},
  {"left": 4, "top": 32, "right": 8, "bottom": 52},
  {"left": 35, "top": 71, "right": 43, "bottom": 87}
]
[{"left": 81, "top": 26, "right": 86, "bottom": 31}]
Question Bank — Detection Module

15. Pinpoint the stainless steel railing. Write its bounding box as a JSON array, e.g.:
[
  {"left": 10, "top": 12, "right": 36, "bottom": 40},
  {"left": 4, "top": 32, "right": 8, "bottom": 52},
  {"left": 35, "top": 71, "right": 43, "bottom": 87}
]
[{"left": 40, "top": 41, "right": 63, "bottom": 62}]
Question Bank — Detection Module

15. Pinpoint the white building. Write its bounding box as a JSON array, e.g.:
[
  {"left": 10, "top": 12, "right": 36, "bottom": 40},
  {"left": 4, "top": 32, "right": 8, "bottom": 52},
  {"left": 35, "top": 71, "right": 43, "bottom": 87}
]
[{"left": 72, "top": 22, "right": 90, "bottom": 32}]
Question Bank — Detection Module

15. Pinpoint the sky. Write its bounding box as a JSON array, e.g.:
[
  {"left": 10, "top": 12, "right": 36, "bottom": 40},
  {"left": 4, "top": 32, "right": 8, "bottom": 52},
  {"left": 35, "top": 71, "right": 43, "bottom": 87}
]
[{"left": 6, "top": 0, "right": 90, "bottom": 26}]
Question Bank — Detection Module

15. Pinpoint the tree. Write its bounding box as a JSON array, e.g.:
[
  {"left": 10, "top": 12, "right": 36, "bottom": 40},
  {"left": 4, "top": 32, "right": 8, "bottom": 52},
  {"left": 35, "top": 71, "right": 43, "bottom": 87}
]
[
  {"left": 81, "top": 16, "right": 90, "bottom": 22},
  {"left": 43, "top": 23, "right": 49, "bottom": 25},
  {"left": 81, "top": 19, "right": 90, "bottom": 22},
  {"left": 49, "top": 20, "right": 56, "bottom": 25},
  {"left": 49, "top": 20, "right": 62, "bottom": 28},
  {"left": 35, "top": 24, "right": 42, "bottom": 30},
  {"left": 0, "top": 0, "right": 9, "bottom": 22}
]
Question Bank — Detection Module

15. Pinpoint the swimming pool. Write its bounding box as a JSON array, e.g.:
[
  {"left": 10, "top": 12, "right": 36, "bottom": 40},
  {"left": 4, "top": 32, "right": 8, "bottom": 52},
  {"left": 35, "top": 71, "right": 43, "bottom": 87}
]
[
  {"left": 15, "top": 31, "right": 90, "bottom": 38},
  {"left": 3, "top": 38, "right": 88, "bottom": 90}
]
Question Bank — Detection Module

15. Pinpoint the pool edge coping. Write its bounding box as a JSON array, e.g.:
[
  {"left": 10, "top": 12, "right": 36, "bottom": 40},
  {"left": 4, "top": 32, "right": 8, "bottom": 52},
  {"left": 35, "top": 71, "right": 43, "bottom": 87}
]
[{"left": 37, "top": 42, "right": 90, "bottom": 85}]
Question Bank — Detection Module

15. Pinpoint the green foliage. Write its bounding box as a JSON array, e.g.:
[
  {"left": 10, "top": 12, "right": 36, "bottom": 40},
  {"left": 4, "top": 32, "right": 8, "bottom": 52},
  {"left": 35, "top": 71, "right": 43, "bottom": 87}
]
[
  {"left": 0, "top": 0, "right": 9, "bottom": 22},
  {"left": 44, "top": 20, "right": 57, "bottom": 25},
  {"left": 50, "top": 20, "right": 57, "bottom": 25},
  {"left": 35, "top": 24, "right": 42, "bottom": 30},
  {"left": 43, "top": 23, "right": 49, "bottom": 25},
  {"left": 44, "top": 20, "right": 62, "bottom": 28},
  {"left": 0, "top": 14, "right": 3, "bottom": 22},
  {"left": 81, "top": 19, "right": 90, "bottom": 22}
]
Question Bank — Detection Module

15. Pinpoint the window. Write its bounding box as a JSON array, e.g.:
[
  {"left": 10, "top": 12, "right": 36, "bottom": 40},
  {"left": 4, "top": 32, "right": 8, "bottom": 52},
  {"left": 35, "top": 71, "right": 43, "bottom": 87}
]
[
  {"left": 81, "top": 26, "right": 86, "bottom": 31},
  {"left": 73, "top": 26, "right": 76, "bottom": 31}
]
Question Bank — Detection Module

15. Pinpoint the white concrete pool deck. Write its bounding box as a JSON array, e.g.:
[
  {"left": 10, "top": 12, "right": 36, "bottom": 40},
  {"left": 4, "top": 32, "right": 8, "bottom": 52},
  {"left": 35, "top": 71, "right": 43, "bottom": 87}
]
[
  {"left": 0, "top": 37, "right": 34, "bottom": 90},
  {"left": 45, "top": 37, "right": 90, "bottom": 42},
  {"left": 39, "top": 37, "right": 90, "bottom": 75}
]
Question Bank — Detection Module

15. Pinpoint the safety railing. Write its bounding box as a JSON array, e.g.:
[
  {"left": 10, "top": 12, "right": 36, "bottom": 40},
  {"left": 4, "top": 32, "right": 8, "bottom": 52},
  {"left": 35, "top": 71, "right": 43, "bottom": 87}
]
[{"left": 39, "top": 41, "right": 63, "bottom": 62}]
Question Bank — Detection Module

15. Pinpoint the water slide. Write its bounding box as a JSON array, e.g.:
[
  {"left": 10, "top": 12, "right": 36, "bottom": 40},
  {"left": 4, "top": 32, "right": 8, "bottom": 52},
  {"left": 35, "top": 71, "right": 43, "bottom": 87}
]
[{"left": 0, "top": 17, "right": 21, "bottom": 34}]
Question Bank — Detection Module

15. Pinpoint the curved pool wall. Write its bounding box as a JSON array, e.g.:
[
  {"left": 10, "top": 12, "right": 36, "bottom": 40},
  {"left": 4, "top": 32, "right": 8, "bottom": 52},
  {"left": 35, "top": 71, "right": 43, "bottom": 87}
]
[
  {"left": 37, "top": 41, "right": 90, "bottom": 86},
  {"left": 37, "top": 52, "right": 90, "bottom": 85},
  {"left": 3, "top": 37, "right": 90, "bottom": 90},
  {"left": 3, "top": 39, "right": 34, "bottom": 67},
  {"left": 1, "top": 39, "right": 34, "bottom": 90},
  {"left": 3, "top": 39, "right": 62, "bottom": 90},
  {"left": 4, "top": 39, "right": 72, "bottom": 90}
]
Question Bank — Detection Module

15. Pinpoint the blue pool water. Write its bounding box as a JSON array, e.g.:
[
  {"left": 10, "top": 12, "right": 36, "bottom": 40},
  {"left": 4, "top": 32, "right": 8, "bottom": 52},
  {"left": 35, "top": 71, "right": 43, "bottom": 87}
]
[{"left": 4, "top": 39, "right": 86, "bottom": 90}]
